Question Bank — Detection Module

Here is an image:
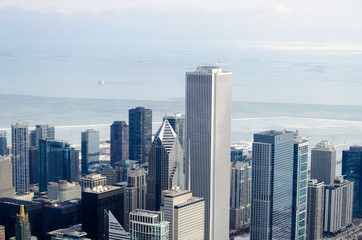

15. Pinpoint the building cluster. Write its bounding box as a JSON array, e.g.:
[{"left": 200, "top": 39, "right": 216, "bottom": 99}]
[{"left": 0, "top": 66, "right": 362, "bottom": 240}]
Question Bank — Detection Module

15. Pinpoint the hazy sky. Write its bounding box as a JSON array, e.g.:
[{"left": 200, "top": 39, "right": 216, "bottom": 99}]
[{"left": 1, "top": 0, "right": 361, "bottom": 42}]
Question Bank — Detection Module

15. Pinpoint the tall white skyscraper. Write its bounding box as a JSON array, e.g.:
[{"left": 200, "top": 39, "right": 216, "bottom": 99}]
[{"left": 186, "top": 66, "right": 232, "bottom": 240}]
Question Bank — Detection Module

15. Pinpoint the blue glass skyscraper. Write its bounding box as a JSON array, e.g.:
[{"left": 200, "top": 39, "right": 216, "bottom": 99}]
[
  {"left": 251, "top": 130, "right": 294, "bottom": 240},
  {"left": 0, "top": 131, "right": 7, "bottom": 156},
  {"left": 81, "top": 129, "right": 99, "bottom": 175},
  {"left": 38, "top": 139, "right": 77, "bottom": 192},
  {"left": 292, "top": 134, "right": 308, "bottom": 240}
]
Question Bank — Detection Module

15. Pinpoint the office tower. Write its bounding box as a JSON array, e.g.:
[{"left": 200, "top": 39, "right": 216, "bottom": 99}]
[
  {"left": 0, "top": 225, "right": 4, "bottom": 240},
  {"left": 186, "top": 66, "right": 232, "bottom": 240},
  {"left": 104, "top": 210, "right": 130, "bottom": 240},
  {"left": 0, "top": 156, "right": 15, "bottom": 197},
  {"left": 29, "top": 147, "right": 38, "bottom": 185},
  {"left": 161, "top": 190, "right": 204, "bottom": 240},
  {"left": 324, "top": 177, "right": 354, "bottom": 235},
  {"left": 230, "top": 161, "right": 251, "bottom": 230},
  {"left": 74, "top": 149, "right": 81, "bottom": 182},
  {"left": 231, "top": 146, "right": 243, "bottom": 163},
  {"left": 128, "top": 106, "right": 152, "bottom": 163},
  {"left": 342, "top": 146, "right": 362, "bottom": 217},
  {"left": 146, "top": 119, "right": 185, "bottom": 211},
  {"left": 115, "top": 160, "right": 137, "bottom": 183},
  {"left": 250, "top": 130, "right": 294, "bottom": 240},
  {"left": 80, "top": 173, "right": 106, "bottom": 190},
  {"left": 307, "top": 180, "right": 324, "bottom": 240},
  {"left": 43, "top": 200, "right": 82, "bottom": 236},
  {"left": 129, "top": 209, "right": 169, "bottom": 240},
  {"left": 163, "top": 113, "right": 185, "bottom": 149},
  {"left": 0, "top": 198, "right": 42, "bottom": 239},
  {"left": 30, "top": 124, "right": 55, "bottom": 147},
  {"left": 0, "top": 131, "right": 7, "bottom": 156},
  {"left": 311, "top": 140, "right": 336, "bottom": 185},
  {"left": 38, "top": 140, "right": 77, "bottom": 192},
  {"left": 124, "top": 168, "right": 147, "bottom": 231},
  {"left": 99, "top": 164, "right": 116, "bottom": 185},
  {"left": 82, "top": 186, "right": 124, "bottom": 240},
  {"left": 291, "top": 136, "right": 308, "bottom": 240},
  {"left": 12, "top": 122, "right": 29, "bottom": 195},
  {"left": 81, "top": 129, "right": 100, "bottom": 175},
  {"left": 110, "top": 121, "right": 129, "bottom": 167},
  {"left": 14, "top": 205, "right": 32, "bottom": 240},
  {"left": 47, "top": 180, "right": 81, "bottom": 202}
]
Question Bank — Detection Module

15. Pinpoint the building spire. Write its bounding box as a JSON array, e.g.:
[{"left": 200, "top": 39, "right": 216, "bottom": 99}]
[{"left": 20, "top": 204, "right": 25, "bottom": 216}]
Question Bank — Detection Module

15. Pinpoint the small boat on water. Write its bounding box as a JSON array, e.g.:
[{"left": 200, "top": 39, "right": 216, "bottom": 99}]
[{"left": 98, "top": 80, "right": 105, "bottom": 85}]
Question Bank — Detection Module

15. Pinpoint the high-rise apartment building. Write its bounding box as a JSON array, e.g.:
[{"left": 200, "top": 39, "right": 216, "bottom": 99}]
[
  {"left": 307, "top": 179, "right": 324, "bottom": 240},
  {"left": 161, "top": 190, "right": 204, "bottom": 240},
  {"left": 124, "top": 167, "right": 147, "bottom": 231},
  {"left": 186, "top": 66, "right": 232, "bottom": 240},
  {"left": 230, "top": 161, "right": 251, "bottom": 230},
  {"left": 38, "top": 140, "right": 77, "bottom": 192},
  {"left": 82, "top": 186, "right": 124, "bottom": 240},
  {"left": 129, "top": 209, "right": 169, "bottom": 240},
  {"left": 230, "top": 146, "right": 244, "bottom": 163},
  {"left": 342, "top": 146, "right": 362, "bottom": 217},
  {"left": 0, "top": 156, "right": 15, "bottom": 197},
  {"left": 292, "top": 136, "right": 308, "bottom": 240},
  {"left": 147, "top": 119, "right": 185, "bottom": 211},
  {"left": 30, "top": 124, "right": 55, "bottom": 147},
  {"left": 47, "top": 180, "right": 81, "bottom": 202},
  {"left": 12, "top": 122, "right": 29, "bottom": 195},
  {"left": 311, "top": 140, "right": 336, "bottom": 185},
  {"left": 163, "top": 113, "right": 185, "bottom": 149},
  {"left": 324, "top": 177, "right": 354, "bottom": 235},
  {"left": 250, "top": 130, "right": 294, "bottom": 240},
  {"left": 0, "top": 131, "right": 7, "bottom": 156},
  {"left": 128, "top": 107, "right": 152, "bottom": 163},
  {"left": 110, "top": 121, "right": 129, "bottom": 167},
  {"left": 81, "top": 129, "right": 99, "bottom": 175}
]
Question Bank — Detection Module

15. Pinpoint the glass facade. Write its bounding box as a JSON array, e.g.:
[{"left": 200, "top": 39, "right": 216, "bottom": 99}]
[
  {"left": 81, "top": 129, "right": 99, "bottom": 175},
  {"left": 110, "top": 121, "right": 129, "bottom": 167},
  {"left": 0, "top": 131, "right": 7, "bottom": 156}
]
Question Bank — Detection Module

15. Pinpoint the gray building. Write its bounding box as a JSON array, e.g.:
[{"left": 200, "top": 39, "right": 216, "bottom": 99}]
[
  {"left": 0, "top": 156, "right": 14, "bottom": 198},
  {"left": 230, "top": 161, "right": 251, "bottom": 230},
  {"left": 307, "top": 179, "right": 324, "bottom": 240},
  {"left": 104, "top": 210, "right": 129, "bottom": 240},
  {"left": 186, "top": 66, "right": 232, "bottom": 240},
  {"left": 110, "top": 121, "right": 129, "bottom": 167},
  {"left": 342, "top": 146, "right": 362, "bottom": 217},
  {"left": 163, "top": 113, "right": 185, "bottom": 149},
  {"left": 128, "top": 107, "right": 152, "bottom": 164},
  {"left": 292, "top": 135, "right": 308, "bottom": 240},
  {"left": 81, "top": 129, "right": 99, "bottom": 175},
  {"left": 324, "top": 177, "right": 354, "bottom": 235},
  {"left": 30, "top": 124, "right": 55, "bottom": 147},
  {"left": 0, "top": 131, "right": 7, "bottom": 156},
  {"left": 311, "top": 141, "right": 336, "bottom": 185},
  {"left": 12, "top": 122, "right": 29, "bottom": 195},
  {"left": 146, "top": 119, "right": 185, "bottom": 211},
  {"left": 250, "top": 130, "right": 294, "bottom": 240}
]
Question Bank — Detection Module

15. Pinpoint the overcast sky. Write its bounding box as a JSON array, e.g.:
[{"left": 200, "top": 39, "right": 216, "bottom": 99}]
[{"left": 0, "top": 0, "right": 361, "bottom": 42}]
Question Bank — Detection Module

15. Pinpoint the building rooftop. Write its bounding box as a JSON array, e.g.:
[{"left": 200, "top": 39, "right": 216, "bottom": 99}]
[
  {"left": 82, "top": 185, "right": 120, "bottom": 194},
  {"left": 314, "top": 140, "right": 335, "bottom": 150},
  {"left": 44, "top": 199, "right": 81, "bottom": 209},
  {"left": 256, "top": 130, "right": 292, "bottom": 136}
]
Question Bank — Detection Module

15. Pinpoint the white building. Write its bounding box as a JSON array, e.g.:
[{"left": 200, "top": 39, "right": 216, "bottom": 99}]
[
  {"left": 47, "top": 180, "right": 81, "bottom": 202},
  {"left": 80, "top": 173, "right": 106, "bottom": 190},
  {"left": 186, "top": 66, "right": 232, "bottom": 240}
]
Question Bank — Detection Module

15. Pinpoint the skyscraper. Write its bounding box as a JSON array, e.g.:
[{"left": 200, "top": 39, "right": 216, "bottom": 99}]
[
  {"left": 0, "top": 225, "right": 4, "bottom": 240},
  {"left": 342, "top": 146, "right": 362, "bottom": 217},
  {"left": 30, "top": 124, "right": 55, "bottom": 147},
  {"left": 12, "top": 122, "right": 29, "bottom": 195},
  {"left": 146, "top": 119, "right": 185, "bottom": 211},
  {"left": 311, "top": 140, "right": 336, "bottom": 185},
  {"left": 291, "top": 135, "right": 308, "bottom": 240},
  {"left": 307, "top": 179, "right": 324, "bottom": 240},
  {"left": 28, "top": 146, "right": 38, "bottom": 185},
  {"left": 163, "top": 113, "right": 185, "bottom": 149},
  {"left": 81, "top": 129, "right": 100, "bottom": 175},
  {"left": 99, "top": 164, "right": 116, "bottom": 186},
  {"left": 186, "top": 66, "right": 232, "bottom": 240},
  {"left": 15, "top": 205, "right": 32, "bottom": 240},
  {"left": 128, "top": 107, "right": 152, "bottom": 163},
  {"left": 104, "top": 210, "right": 130, "bottom": 240},
  {"left": 110, "top": 121, "right": 129, "bottom": 167},
  {"left": 47, "top": 180, "right": 81, "bottom": 202},
  {"left": 250, "top": 130, "right": 294, "bottom": 240},
  {"left": 161, "top": 190, "right": 205, "bottom": 240},
  {"left": 0, "top": 131, "right": 7, "bottom": 156},
  {"left": 230, "top": 161, "right": 251, "bottom": 230},
  {"left": 38, "top": 139, "right": 77, "bottom": 192},
  {"left": 80, "top": 173, "right": 106, "bottom": 190},
  {"left": 0, "top": 156, "right": 14, "bottom": 197}
]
